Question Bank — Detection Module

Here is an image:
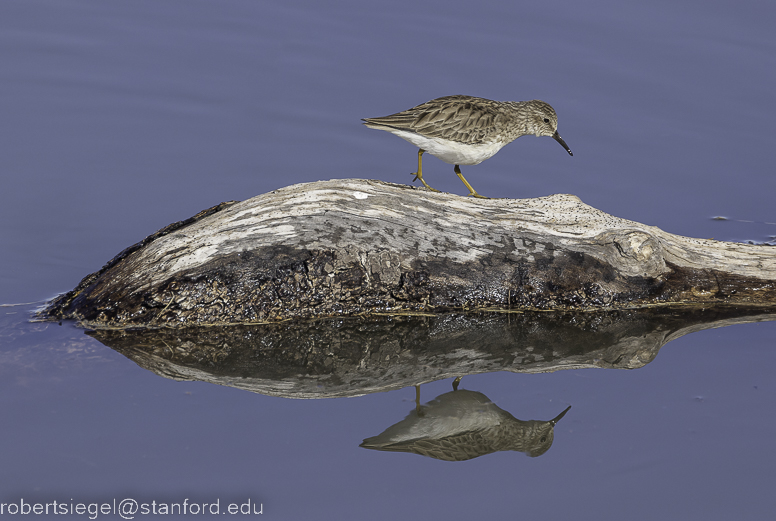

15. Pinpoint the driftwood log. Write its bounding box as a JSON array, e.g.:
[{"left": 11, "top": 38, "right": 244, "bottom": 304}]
[{"left": 40, "top": 179, "right": 776, "bottom": 329}]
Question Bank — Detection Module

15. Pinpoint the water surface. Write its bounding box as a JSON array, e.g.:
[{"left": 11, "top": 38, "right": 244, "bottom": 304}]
[{"left": 1, "top": 1, "right": 775, "bottom": 519}]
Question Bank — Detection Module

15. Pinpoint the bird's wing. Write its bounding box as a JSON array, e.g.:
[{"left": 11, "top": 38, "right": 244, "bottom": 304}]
[
  {"left": 361, "top": 430, "right": 498, "bottom": 461},
  {"left": 362, "top": 95, "right": 505, "bottom": 145}
]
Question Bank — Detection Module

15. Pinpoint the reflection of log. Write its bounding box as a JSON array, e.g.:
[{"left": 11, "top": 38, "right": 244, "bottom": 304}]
[
  {"left": 88, "top": 307, "right": 775, "bottom": 399},
  {"left": 40, "top": 179, "right": 776, "bottom": 328}
]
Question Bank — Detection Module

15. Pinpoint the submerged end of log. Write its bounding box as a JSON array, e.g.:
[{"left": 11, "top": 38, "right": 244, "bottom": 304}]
[{"left": 38, "top": 179, "right": 776, "bottom": 329}]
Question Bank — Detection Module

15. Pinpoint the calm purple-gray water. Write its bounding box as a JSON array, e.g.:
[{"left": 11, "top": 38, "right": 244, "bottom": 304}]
[{"left": 1, "top": 1, "right": 775, "bottom": 519}]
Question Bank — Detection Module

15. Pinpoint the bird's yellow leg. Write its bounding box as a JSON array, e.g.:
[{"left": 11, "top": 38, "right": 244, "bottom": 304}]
[
  {"left": 415, "top": 385, "right": 425, "bottom": 417},
  {"left": 411, "top": 149, "right": 440, "bottom": 192},
  {"left": 454, "top": 165, "right": 489, "bottom": 199},
  {"left": 452, "top": 376, "right": 463, "bottom": 391}
]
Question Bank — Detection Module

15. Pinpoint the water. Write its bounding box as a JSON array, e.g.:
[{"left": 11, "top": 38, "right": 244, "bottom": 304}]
[{"left": 2, "top": 0, "right": 775, "bottom": 519}]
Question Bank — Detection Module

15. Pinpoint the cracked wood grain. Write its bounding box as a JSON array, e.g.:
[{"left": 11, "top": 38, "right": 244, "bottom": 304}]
[{"left": 39, "top": 179, "right": 776, "bottom": 329}]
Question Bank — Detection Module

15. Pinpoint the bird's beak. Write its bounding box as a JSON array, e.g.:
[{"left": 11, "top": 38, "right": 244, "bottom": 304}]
[
  {"left": 549, "top": 405, "right": 572, "bottom": 426},
  {"left": 553, "top": 131, "right": 573, "bottom": 156}
]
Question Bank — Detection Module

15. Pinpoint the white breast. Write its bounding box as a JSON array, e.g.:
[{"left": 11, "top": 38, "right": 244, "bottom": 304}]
[{"left": 387, "top": 129, "right": 507, "bottom": 166}]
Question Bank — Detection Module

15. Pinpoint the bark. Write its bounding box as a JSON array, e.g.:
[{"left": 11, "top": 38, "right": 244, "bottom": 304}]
[{"left": 39, "top": 179, "right": 776, "bottom": 328}]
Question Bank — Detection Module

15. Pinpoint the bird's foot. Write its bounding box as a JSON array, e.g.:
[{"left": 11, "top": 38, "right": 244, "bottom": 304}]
[
  {"left": 467, "top": 191, "right": 490, "bottom": 199},
  {"left": 454, "top": 165, "right": 487, "bottom": 199},
  {"left": 411, "top": 172, "right": 441, "bottom": 192}
]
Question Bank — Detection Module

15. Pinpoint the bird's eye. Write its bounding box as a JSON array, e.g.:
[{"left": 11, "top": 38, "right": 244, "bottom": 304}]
[
  {"left": 543, "top": 118, "right": 550, "bottom": 123},
  {"left": 540, "top": 436, "right": 547, "bottom": 442}
]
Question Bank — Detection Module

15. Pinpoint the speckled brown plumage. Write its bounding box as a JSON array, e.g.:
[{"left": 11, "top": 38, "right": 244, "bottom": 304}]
[
  {"left": 360, "top": 389, "right": 572, "bottom": 461},
  {"left": 362, "top": 95, "right": 572, "bottom": 197},
  {"left": 363, "top": 95, "right": 561, "bottom": 146}
]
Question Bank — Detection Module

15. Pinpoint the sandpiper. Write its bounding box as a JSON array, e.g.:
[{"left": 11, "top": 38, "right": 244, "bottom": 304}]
[
  {"left": 362, "top": 95, "right": 573, "bottom": 198},
  {"left": 360, "top": 378, "right": 571, "bottom": 461}
]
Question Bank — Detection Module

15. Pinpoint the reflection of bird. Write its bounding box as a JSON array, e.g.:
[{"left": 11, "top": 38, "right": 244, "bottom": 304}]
[
  {"left": 362, "top": 95, "right": 573, "bottom": 198},
  {"left": 360, "top": 379, "right": 571, "bottom": 461}
]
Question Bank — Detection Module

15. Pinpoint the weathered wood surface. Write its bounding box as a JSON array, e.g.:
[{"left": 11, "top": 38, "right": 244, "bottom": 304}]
[
  {"left": 89, "top": 307, "right": 776, "bottom": 398},
  {"left": 40, "top": 179, "right": 776, "bottom": 328}
]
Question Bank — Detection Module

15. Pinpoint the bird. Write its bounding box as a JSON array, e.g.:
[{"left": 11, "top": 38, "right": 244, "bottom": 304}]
[
  {"left": 360, "top": 378, "right": 571, "bottom": 461},
  {"left": 362, "top": 95, "right": 573, "bottom": 198}
]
